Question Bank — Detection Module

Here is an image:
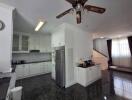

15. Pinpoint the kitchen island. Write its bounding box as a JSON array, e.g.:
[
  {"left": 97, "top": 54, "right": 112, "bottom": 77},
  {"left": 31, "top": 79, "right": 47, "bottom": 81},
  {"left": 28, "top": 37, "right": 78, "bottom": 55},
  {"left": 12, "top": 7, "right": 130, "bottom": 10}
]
[{"left": 76, "top": 64, "right": 101, "bottom": 87}]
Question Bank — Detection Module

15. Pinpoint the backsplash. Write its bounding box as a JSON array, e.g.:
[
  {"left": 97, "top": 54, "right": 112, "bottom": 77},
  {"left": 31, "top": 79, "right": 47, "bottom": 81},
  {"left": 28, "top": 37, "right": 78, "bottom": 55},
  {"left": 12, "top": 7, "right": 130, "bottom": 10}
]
[{"left": 12, "top": 53, "right": 52, "bottom": 62}]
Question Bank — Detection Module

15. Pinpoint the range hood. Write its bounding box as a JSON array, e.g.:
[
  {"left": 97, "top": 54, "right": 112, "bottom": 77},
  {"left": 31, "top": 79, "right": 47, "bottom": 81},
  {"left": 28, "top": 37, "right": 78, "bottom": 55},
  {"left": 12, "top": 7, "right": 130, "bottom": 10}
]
[{"left": 29, "top": 50, "right": 40, "bottom": 53}]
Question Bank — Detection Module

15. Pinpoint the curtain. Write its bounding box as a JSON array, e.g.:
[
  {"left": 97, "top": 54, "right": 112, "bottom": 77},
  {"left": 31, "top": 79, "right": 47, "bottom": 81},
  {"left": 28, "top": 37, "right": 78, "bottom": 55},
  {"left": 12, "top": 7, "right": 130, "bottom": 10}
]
[
  {"left": 112, "top": 38, "right": 131, "bottom": 67},
  {"left": 107, "top": 39, "right": 112, "bottom": 66},
  {"left": 128, "top": 36, "right": 132, "bottom": 56}
]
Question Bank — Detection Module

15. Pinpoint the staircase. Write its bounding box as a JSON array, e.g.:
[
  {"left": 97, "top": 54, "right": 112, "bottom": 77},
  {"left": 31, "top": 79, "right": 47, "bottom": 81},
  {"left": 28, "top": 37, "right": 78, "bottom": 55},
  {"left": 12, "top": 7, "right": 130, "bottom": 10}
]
[{"left": 92, "top": 50, "right": 108, "bottom": 70}]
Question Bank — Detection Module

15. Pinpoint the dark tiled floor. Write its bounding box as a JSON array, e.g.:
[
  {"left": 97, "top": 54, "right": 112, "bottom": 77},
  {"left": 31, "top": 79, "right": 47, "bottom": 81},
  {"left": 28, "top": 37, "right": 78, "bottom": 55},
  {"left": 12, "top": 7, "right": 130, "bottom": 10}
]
[{"left": 16, "top": 70, "right": 132, "bottom": 100}]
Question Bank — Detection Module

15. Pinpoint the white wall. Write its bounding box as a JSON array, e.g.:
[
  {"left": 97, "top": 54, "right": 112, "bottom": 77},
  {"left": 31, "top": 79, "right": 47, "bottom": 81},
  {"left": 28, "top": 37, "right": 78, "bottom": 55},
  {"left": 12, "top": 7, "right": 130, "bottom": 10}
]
[
  {"left": 0, "top": 3, "right": 14, "bottom": 72},
  {"left": 51, "top": 24, "right": 65, "bottom": 47}
]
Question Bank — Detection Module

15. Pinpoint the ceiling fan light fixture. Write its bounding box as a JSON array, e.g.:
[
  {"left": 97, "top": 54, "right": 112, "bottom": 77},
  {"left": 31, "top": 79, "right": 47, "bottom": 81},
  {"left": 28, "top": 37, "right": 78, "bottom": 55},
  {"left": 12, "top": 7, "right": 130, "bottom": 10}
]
[
  {"left": 76, "top": 3, "right": 82, "bottom": 11},
  {"left": 76, "top": 11, "right": 81, "bottom": 24}
]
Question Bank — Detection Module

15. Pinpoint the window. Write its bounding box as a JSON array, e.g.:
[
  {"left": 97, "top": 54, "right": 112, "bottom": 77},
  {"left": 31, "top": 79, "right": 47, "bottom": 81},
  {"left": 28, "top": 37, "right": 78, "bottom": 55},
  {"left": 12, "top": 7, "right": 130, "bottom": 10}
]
[{"left": 112, "top": 38, "right": 131, "bottom": 67}]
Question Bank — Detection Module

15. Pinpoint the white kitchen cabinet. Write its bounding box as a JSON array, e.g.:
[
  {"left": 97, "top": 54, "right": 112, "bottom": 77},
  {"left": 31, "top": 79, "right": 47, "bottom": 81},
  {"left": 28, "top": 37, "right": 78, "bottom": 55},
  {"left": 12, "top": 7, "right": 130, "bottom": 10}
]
[
  {"left": 28, "top": 34, "right": 51, "bottom": 52},
  {"left": 13, "top": 34, "right": 19, "bottom": 51},
  {"left": 76, "top": 65, "right": 101, "bottom": 87},
  {"left": 41, "top": 62, "right": 47, "bottom": 73},
  {"left": 23, "top": 64, "right": 30, "bottom": 77},
  {"left": 16, "top": 64, "right": 30, "bottom": 79},
  {"left": 15, "top": 62, "right": 52, "bottom": 80},
  {"left": 15, "top": 65, "right": 24, "bottom": 79},
  {"left": 86, "top": 68, "right": 93, "bottom": 83},
  {"left": 45, "top": 62, "right": 51, "bottom": 73},
  {"left": 29, "top": 63, "right": 41, "bottom": 75},
  {"left": 13, "top": 34, "right": 29, "bottom": 52},
  {"left": 90, "top": 66, "right": 98, "bottom": 81},
  {"left": 41, "top": 62, "right": 52, "bottom": 74},
  {"left": 39, "top": 63, "right": 45, "bottom": 73}
]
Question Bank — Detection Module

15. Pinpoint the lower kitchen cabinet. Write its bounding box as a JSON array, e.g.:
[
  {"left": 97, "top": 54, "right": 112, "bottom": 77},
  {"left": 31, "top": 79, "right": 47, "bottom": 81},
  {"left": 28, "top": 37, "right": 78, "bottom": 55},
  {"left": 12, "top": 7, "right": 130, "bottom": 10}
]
[
  {"left": 76, "top": 65, "right": 101, "bottom": 87},
  {"left": 29, "top": 63, "right": 41, "bottom": 76},
  {"left": 15, "top": 65, "right": 24, "bottom": 79},
  {"left": 15, "top": 62, "right": 52, "bottom": 80},
  {"left": 23, "top": 64, "right": 30, "bottom": 77}
]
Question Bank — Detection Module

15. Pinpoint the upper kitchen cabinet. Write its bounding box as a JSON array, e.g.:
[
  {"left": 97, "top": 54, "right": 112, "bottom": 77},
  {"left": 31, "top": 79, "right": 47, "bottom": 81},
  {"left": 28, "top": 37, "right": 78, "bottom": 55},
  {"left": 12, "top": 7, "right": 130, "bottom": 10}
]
[
  {"left": 13, "top": 34, "right": 19, "bottom": 51},
  {"left": 13, "top": 32, "right": 52, "bottom": 53},
  {"left": 12, "top": 33, "right": 29, "bottom": 53},
  {"left": 22, "top": 35, "right": 29, "bottom": 51},
  {"left": 29, "top": 33, "right": 52, "bottom": 52}
]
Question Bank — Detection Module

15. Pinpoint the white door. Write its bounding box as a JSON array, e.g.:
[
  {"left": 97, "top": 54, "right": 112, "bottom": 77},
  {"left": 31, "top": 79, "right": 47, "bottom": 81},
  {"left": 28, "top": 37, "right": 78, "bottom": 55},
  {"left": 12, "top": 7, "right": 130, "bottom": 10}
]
[{"left": 15, "top": 65, "right": 24, "bottom": 79}]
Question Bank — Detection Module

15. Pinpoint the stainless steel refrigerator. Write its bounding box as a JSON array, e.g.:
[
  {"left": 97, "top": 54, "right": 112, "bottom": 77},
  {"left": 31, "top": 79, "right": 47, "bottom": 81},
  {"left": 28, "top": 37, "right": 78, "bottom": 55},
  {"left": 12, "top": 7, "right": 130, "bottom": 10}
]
[{"left": 55, "top": 46, "right": 65, "bottom": 87}]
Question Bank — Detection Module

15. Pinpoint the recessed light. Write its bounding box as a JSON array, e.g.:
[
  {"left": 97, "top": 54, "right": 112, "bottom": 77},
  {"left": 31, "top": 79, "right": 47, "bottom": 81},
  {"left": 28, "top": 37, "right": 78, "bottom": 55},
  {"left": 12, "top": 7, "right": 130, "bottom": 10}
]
[
  {"left": 35, "top": 20, "right": 45, "bottom": 31},
  {"left": 100, "top": 37, "right": 104, "bottom": 39}
]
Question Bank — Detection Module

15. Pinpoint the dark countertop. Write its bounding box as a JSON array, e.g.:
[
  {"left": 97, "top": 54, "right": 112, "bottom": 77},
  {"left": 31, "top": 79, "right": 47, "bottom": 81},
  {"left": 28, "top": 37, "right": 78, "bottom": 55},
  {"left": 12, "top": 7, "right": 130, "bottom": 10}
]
[
  {"left": 12, "top": 60, "right": 52, "bottom": 65},
  {"left": 77, "top": 64, "right": 96, "bottom": 68},
  {"left": 0, "top": 77, "right": 11, "bottom": 100}
]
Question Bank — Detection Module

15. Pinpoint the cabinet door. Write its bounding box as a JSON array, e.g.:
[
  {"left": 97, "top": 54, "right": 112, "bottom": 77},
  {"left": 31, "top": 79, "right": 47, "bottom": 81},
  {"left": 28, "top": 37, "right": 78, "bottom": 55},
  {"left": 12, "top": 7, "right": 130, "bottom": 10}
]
[
  {"left": 43, "top": 62, "right": 48, "bottom": 74},
  {"left": 13, "top": 34, "right": 19, "bottom": 51},
  {"left": 91, "top": 66, "right": 98, "bottom": 81},
  {"left": 39, "top": 63, "right": 45, "bottom": 74},
  {"left": 90, "top": 66, "right": 101, "bottom": 81},
  {"left": 29, "top": 63, "right": 41, "bottom": 75},
  {"left": 22, "top": 35, "right": 29, "bottom": 51},
  {"left": 86, "top": 68, "right": 93, "bottom": 83},
  {"left": 23, "top": 64, "right": 30, "bottom": 77},
  {"left": 47, "top": 62, "right": 52, "bottom": 73},
  {"left": 15, "top": 65, "right": 24, "bottom": 79}
]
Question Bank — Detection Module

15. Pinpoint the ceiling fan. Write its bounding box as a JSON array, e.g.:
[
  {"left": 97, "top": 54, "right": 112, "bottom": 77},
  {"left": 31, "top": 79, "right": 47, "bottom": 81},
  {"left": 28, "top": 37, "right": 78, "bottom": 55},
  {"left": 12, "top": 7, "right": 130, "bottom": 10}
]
[{"left": 56, "top": 0, "right": 106, "bottom": 24}]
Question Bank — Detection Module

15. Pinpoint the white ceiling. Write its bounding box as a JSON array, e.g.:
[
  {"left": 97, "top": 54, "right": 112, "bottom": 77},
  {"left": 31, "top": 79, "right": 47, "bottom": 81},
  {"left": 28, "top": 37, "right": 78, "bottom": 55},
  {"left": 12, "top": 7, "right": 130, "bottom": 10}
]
[{"left": 0, "top": 0, "right": 132, "bottom": 38}]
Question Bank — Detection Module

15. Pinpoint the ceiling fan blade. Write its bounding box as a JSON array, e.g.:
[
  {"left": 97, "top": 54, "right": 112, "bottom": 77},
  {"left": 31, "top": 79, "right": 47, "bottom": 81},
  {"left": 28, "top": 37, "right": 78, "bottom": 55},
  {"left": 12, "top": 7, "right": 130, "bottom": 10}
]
[
  {"left": 65, "top": 0, "right": 76, "bottom": 4},
  {"left": 76, "top": 11, "right": 81, "bottom": 24},
  {"left": 84, "top": 5, "right": 106, "bottom": 14},
  {"left": 81, "top": 0, "right": 88, "bottom": 5},
  {"left": 56, "top": 8, "right": 73, "bottom": 19}
]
